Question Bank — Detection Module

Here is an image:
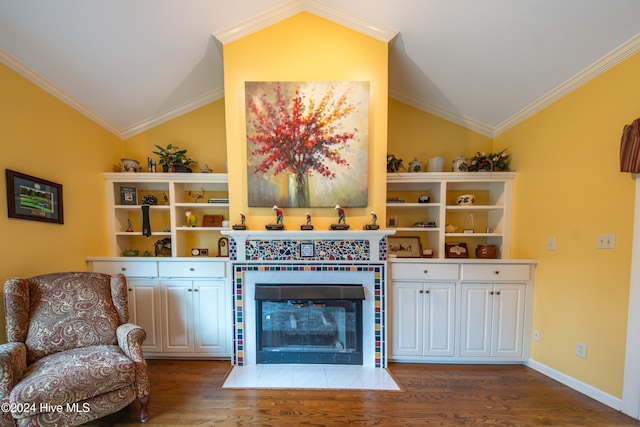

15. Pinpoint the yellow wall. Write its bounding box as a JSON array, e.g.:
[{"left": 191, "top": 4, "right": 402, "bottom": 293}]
[
  {"left": 387, "top": 98, "right": 493, "bottom": 170},
  {"left": 123, "top": 99, "right": 227, "bottom": 174},
  {"left": 495, "top": 51, "right": 640, "bottom": 397},
  {"left": 0, "top": 63, "right": 121, "bottom": 340},
  {"left": 221, "top": 12, "right": 389, "bottom": 229}
]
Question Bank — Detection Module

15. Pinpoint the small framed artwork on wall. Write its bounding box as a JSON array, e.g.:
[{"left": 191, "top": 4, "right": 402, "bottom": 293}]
[{"left": 6, "top": 169, "right": 64, "bottom": 224}]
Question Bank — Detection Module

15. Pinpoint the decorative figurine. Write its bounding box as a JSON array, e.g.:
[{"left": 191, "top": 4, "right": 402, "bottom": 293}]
[
  {"left": 185, "top": 210, "right": 197, "bottom": 227},
  {"left": 364, "top": 211, "right": 379, "bottom": 230},
  {"left": 200, "top": 164, "right": 212, "bottom": 173},
  {"left": 266, "top": 205, "right": 285, "bottom": 230},
  {"left": 233, "top": 212, "right": 247, "bottom": 230},
  {"left": 126, "top": 219, "right": 134, "bottom": 232},
  {"left": 301, "top": 212, "right": 314, "bottom": 230},
  {"left": 162, "top": 193, "right": 169, "bottom": 205},
  {"left": 330, "top": 204, "right": 350, "bottom": 230}
]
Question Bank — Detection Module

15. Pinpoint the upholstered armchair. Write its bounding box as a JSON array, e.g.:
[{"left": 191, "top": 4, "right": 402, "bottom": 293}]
[{"left": 0, "top": 272, "right": 150, "bottom": 426}]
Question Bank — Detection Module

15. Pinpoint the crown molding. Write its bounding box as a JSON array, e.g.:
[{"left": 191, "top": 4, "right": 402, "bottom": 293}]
[
  {"left": 213, "top": 0, "right": 398, "bottom": 45},
  {"left": 388, "top": 87, "right": 494, "bottom": 138},
  {"left": 119, "top": 88, "right": 224, "bottom": 139},
  {"left": 494, "top": 33, "right": 640, "bottom": 136},
  {"left": 0, "top": 48, "right": 122, "bottom": 137}
]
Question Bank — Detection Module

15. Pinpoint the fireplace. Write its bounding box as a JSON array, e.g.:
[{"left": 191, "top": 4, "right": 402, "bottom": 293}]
[
  {"left": 255, "top": 284, "right": 364, "bottom": 365},
  {"left": 223, "top": 229, "right": 393, "bottom": 368}
]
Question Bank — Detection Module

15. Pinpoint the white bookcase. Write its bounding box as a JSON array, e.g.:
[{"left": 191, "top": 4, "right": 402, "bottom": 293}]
[{"left": 387, "top": 172, "right": 514, "bottom": 259}]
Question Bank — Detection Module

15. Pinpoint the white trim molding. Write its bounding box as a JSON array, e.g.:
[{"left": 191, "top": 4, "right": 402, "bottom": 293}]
[
  {"left": 622, "top": 174, "right": 640, "bottom": 419},
  {"left": 527, "top": 359, "right": 623, "bottom": 412},
  {"left": 213, "top": 0, "right": 398, "bottom": 45}
]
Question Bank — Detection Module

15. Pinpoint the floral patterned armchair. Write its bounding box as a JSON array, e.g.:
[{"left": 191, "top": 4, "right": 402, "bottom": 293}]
[{"left": 0, "top": 272, "right": 150, "bottom": 426}]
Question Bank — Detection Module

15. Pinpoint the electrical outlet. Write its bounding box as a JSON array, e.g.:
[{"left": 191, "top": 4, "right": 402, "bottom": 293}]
[
  {"left": 597, "top": 234, "right": 616, "bottom": 249},
  {"left": 576, "top": 342, "right": 588, "bottom": 358},
  {"left": 533, "top": 329, "right": 540, "bottom": 341},
  {"left": 546, "top": 237, "right": 556, "bottom": 251}
]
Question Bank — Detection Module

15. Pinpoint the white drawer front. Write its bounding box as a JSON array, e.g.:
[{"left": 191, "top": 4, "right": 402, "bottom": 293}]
[
  {"left": 391, "top": 263, "right": 459, "bottom": 281},
  {"left": 158, "top": 261, "right": 226, "bottom": 278},
  {"left": 461, "top": 264, "right": 530, "bottom": 281},
  {"left": 89, "top": 261, "right": 158, "bottom": 278}
]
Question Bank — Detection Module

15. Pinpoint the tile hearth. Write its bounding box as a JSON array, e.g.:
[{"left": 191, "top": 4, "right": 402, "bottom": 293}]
[{"left": 222, "top": 364, "right": 400, "bottom": 390}]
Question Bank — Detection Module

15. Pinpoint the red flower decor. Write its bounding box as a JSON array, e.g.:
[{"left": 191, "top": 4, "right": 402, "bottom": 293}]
[{"left": 246, "top": 83, "right": 358, "bottom": 180}]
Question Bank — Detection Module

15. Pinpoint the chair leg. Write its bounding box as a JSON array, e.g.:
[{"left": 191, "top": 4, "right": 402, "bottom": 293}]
[{"left": 138, "top": 395, "right": 150, "bottom": 423}]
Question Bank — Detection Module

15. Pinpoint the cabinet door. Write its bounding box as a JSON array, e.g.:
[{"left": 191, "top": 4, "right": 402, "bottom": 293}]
[
  {"left": 423, "top": 283, "right": 455, "bottom": 356},
  {"left": 460, "top": 283, "right": 492, "bottom": 357},
  {"left": 160, "top": 280, "right": 194, "bottom": 353},
  {"left": 491, "top": 284, "right": 525, "bottom": 357},
  {"left": 193, "top": 280, "right": 230, "bottom": 355},
  {"left": 390, "top": 282, "right": 423, "bottom": 356},
  {"left": 128, "top": 280, "right": 163, "bottom": 353}
]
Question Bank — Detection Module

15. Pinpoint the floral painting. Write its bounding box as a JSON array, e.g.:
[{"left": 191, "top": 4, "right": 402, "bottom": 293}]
[{"left": 245, "top": 81, "right": 369, "bottom": 207}]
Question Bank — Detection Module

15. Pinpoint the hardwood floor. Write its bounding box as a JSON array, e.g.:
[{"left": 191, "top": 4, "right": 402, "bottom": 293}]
[{"left": 89, "top": 360, "right": 640, "bottom": 426}]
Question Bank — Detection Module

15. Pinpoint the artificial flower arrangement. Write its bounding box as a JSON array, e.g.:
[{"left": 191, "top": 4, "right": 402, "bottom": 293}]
[
  {"left": 387, "top": 153, "right": 406, "bottom": 172},
  {"left": 468, "top": 149, "right": 511, "bottom": 172}
]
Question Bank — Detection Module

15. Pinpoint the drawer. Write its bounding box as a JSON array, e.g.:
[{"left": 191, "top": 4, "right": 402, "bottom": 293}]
[
  {"left": 89, "top": 261, "right": 158, "bottom": 278},
  {"left": 391, "top": 263, "right": 459, "bottom": 281},
  {"left": 461, "top": 264, "right": 530, "bottom": 281},
  {"left": 158, "top": 261, "right": 226, "bottom": 278}
]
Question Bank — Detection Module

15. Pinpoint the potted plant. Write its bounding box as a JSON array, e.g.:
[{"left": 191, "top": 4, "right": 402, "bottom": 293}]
[
  {"left": 152, "top": 144, "right": 197, "bottom": 172},
  {"left": 387, "top": 153, "right": 406, "bottom": 173}
]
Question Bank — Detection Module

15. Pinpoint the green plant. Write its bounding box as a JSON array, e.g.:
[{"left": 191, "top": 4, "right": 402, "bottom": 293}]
[
  {"left": 387, "top": 153, "right": 406, "bottom": 172},
  {"left": 152, "top": 144, "right": 197, "bottom": 170},
  {"left": 468, "top": 149, "right": 511, "bottom": 171}
]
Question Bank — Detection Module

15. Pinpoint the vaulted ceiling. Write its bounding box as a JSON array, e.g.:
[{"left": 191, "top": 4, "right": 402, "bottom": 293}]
[{"left": 1, "top": 0, "right": 639, "bottom": 139}]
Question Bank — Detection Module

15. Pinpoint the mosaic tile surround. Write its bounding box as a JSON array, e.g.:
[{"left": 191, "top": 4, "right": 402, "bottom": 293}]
[
  {"left": 231, "top": 263, "right": 386, "bottom": 368},
  {"left": 228, "top": 237, "right": 388, "bottom": 261}
]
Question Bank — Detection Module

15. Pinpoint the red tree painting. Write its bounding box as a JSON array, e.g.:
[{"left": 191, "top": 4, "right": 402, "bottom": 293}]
[{"left": 245, "top": 81, "right": 369, "bottom": 208}]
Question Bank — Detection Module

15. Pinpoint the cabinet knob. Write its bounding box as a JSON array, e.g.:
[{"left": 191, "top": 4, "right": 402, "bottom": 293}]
[
  {"left": 190, "top": 267, "right": 195, "bottom": 271},
  {"left": 423, "top": 269, "right": 428, "bottom": 274},
  {"left": 425, "top": 289, "right": 430, "bottom": 294},
  {"left": 494, "top": 270, "right": 500, "bottom": 275},
  {"left": 489, "top": 291, "right": 494, "bottom": 295},
  {"left": 419, "top": 290, "right": 424, "bottom": 294},
  {"left": 128, "top": 288, "right": 132, "bottom": 292},
  {"left": 496, "top": 291, "right": 501, "bottom": 295},
  {"left": 194, "top": 288, "right": 199, "bottom": 292},
  {"left": 121, "top": 267, "right": 127, "bottom": 271},
  {"left": 187, "top": 289, "right": 193, "bottom": 292}
]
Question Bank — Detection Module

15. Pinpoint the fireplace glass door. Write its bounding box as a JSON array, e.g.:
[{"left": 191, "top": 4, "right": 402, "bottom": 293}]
[{"left": 255, "top": 284, "right": 364, "bottom": 365}]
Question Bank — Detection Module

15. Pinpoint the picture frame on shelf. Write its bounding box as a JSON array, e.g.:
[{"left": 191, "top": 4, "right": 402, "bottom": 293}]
[
  {"left": 387, "top": 236, "right": 422, "bottom": 258},
  {"left": 5, "top": 169, "right": 64, "bottom": 224},
  {"left": 445, "top": 242, "right": 469, "bottom": 258},
  {"left": 120, "top": 186, "right": 137, "bottom": 205}
]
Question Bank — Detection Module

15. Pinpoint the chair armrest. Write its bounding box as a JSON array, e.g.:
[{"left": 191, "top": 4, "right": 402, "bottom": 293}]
[
  {"left": 116, "top": 323, "right": 147, "bottom": 363},
  {"left": 0, "top": 342, "right": 26, "bottom": 396}
]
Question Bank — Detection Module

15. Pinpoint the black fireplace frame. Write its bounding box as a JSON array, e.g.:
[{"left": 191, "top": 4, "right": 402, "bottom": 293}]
[{"left": 255, "top": 284, "right": 365, "bottom": 365}]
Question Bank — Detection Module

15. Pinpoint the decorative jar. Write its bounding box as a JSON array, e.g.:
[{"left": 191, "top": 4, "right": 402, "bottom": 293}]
[{"left": 475, "top": 244, "right": 498, "bottom": 259}]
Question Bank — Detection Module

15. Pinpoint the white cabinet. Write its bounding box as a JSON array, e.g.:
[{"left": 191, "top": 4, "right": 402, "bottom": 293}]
[
  {"left": 127, "top": 279, "right": 163, "bottom": 353},
  {"left": 460, "top": 283, "right": 525, "bottom": 358},
  {"left": 389, "top": 259, "right": 535, "bottom": 363},
  {"left": 104, "top": 172, "right": 229, "bottom": 258},
  {"left": 390, "top": 281, "right": 455, "bottom": 359},
  {"left": 87, "top": 258, "right": 231, "bottom": 359},
  {"left": 387, "top": 172, "right": 514, "bottom": 259},
  {"left": 160, "top": 279, "right": 229, "bottom": 355}
]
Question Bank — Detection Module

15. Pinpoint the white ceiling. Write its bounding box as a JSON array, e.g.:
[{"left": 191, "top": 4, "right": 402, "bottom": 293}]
[{"left": 1, "top": 0, "right": 639, "bottom": 139}]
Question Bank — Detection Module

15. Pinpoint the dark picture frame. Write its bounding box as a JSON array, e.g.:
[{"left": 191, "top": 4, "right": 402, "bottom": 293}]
[
  {"left": 445, "top": 242, "right": 469, "bottom": 258},
  {"left": 388, "top": 236, "right": 422, "bottom": 258},
  {"left": 5, "top": 169, "right": 64, "bottom": 224}
]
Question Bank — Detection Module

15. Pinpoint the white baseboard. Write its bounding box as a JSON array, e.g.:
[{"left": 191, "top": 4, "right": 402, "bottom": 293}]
[{"left": 526, "top": 359, "right": 622, "bottom": 411}]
